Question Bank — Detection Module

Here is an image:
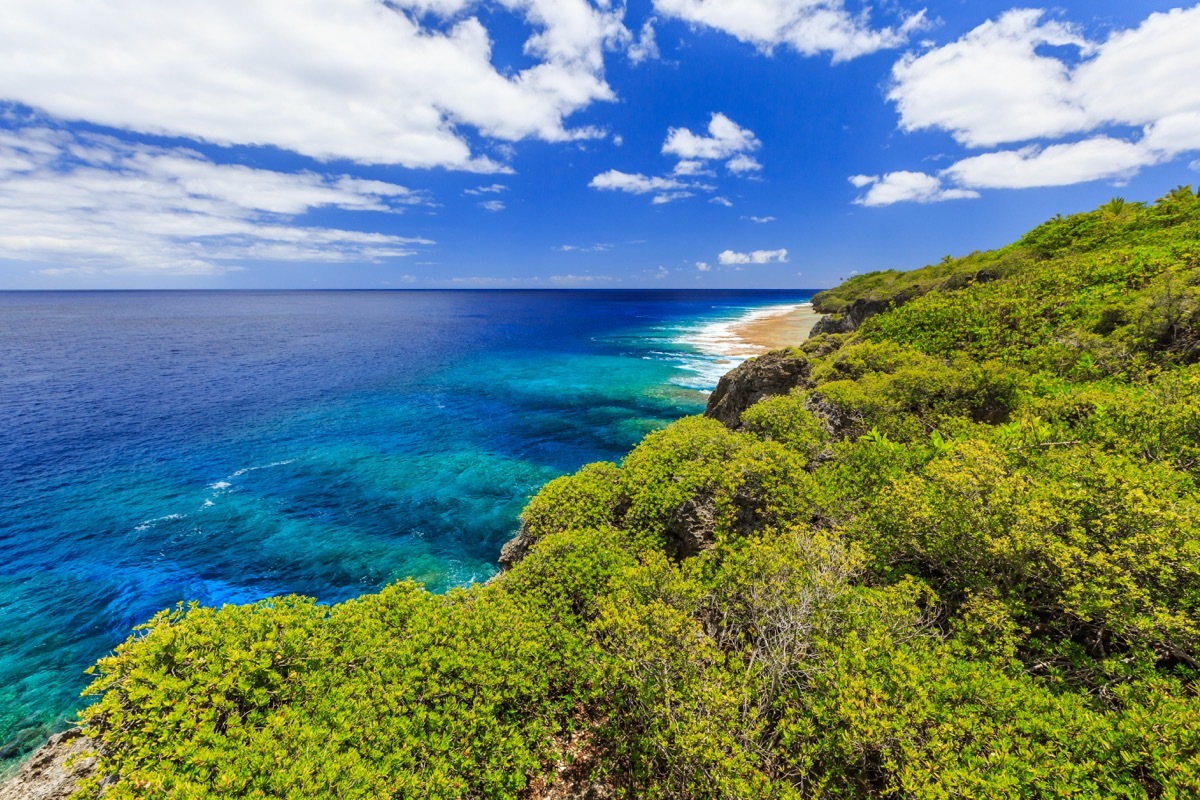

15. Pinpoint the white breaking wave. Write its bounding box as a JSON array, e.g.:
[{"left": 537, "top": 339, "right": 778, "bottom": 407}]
[
  {"left": 665, "top": 303, "right": 809, "bottom": 391},
  {"left": 133, "top": 513, "right": 185, "bottom": 532},
  {"left": 230, "top": 459, "right": 295, "bottom": 478}
]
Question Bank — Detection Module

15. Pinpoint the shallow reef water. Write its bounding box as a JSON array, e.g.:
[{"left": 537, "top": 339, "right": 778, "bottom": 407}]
[{"left": 0, "top": 288, "right": 811, "bottom": 767}]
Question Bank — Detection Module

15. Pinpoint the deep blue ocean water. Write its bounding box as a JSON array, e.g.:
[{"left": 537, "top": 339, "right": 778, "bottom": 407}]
[{"left": 0, "top": 289, "right": 812, "bottom": 767}]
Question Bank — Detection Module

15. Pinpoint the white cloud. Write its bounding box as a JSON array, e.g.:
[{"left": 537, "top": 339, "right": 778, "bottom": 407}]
[
  {"left": 696, "top": 261, "right": 711, "bottom": 271},
  {"left": 860, "top": 7, "right": 1200, "bottom": 204},
  {"left": 557, "top": 243, "right": 612, "bottom": 252},
  {"left": 549, "top": 274, "right": 615, "bottom": 284},
  {"left": 592, "top": 112, "right": 757, "bottom": 204},
  {"left": 745, "top": 215, "right": 776, "bottom": 223},
  {"left": 943, "top": 137, "right": 1151, "bottom": 190},
  {"left": 889, "top": 7, "right": 1200, "bottom": 153},
  {"left": 889, "top": 10, "right": 1092, "bottom": 148},
  {"left": 850, "top": 172, "right": 979, "bottom": 206},
  {"left": 653, "top": 0, "right": 925, "bottom": 61},
  {"left": 448, "top": 276, "right": 534, "bottom": 286},
  {"left": 613, "top": 134, "right": 624, "bottom": 147},
  {"left": 718, "top": 248, "right": 788, "bottom": 265},
  {"left": 710, "top": 196, "right": 734, "bottom": 207},
  {"left": 0, "top": 127, "right": 431, "bottom": 275},
  {"left": 478, "top": 199, "right": 506, "bottom": 211},
  {"left": 0, "top": 0, "right": 633, "bottom": 171},
  {"left": 673, "top": 160, "right": 714, "bottom": 177},
  {"left": 1191, "top": 159, "right": 1200, "bottom": 173},
  {"left": 1141, "top": 112, "right": 1200, "bottom": 160},
  {"left": 727, "top": 154, "right": 762, "bottom": 174},
  {"left": 663, "top": 113, "right": 759, "bottom": 160},
  {"left": 628, "top": 18, "right": 661, "bottom": 64},
  {"left": 652, "top": 191, "right": 694, "bottom": 204},
  {"left": 464, "top": 183, "right": 507, "bottom": 195},
  {"left": 589, "top": 169, "right": 688, "bottom": 194}
]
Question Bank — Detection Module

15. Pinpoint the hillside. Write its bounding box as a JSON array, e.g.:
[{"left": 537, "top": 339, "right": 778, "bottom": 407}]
[{"left": 62, "top": 188, "right": 1200, "bottom": 798}]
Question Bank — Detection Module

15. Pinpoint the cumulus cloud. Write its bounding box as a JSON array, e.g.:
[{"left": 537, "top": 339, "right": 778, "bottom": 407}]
[
  {"left": 727, "top": 154, "right": 763, "bottom": 174},
  {"left": 0, "top": 127, "right": 431, "bottom": 275},
  {"left": 592, "top": 113, "right": 760, "bottom": 203},
  {"left": 628, "top": 18, "right": 661, "bottom": 64},
  {"left": 464, "top": 184, "right": 507, "bottom": 195},
  {"left": 850, "top": 172, "right": 979, "bottom": 206},
  {"left": 890, "top": 7, "right": 1200, "bottom": 150},
  {"left": 863, "top": 6, "right": 1200, "bottom": 204},
  {"left": 477, "top": 199, "right": 506, "bottom": 211},
  {"left": 653, "top": 191, "right": 695, "bottom": 204},
  {"left": 673, "top": 160, "right": 714, "bottom": 177},
  {"left": 718, "top": 248, "right": 788, "bottom": 264},
  {"left": 889, "top": 10, "right": 1093, "bottom": 148},
  {"left": 745, "top": 215, "right": 776, "bottom": 223},
  {"left": 710, "top": 196, "right": 734, "bottom": 207},
  {"left": 653, "top": 0, "right": 925, "bottom": 61},
  {"left": 696, "top": 261, "right": 711, "bottom": 271},
  {"left": 589, "top": 169, "right": 707, "bottom": 204},
  {"left": 0, "top": 0, "right": 635, "bottom": 171},
  {"left": 663, "top": 113, "right": 759, "bottom": 160},
  {"left": 942, "top": 138, "right": 1151, "bottom": 189},
  {"left": 589, "top": 170, "right": 688, "bottom": 194}
]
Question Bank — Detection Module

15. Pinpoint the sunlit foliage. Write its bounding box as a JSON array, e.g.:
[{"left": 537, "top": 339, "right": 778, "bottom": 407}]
[{"left": 78, "top": 188, "right": 1200, "bottom": 798}]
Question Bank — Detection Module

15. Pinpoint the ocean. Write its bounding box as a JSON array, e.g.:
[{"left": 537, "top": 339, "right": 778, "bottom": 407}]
[{"left": 0, "top": 289, "right": 812, "bottom": 767}]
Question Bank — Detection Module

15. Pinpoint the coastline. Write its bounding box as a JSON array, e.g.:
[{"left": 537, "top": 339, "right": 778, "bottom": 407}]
[
  {"left": 730, "top": 303, "right": 824, "bottom": 352},
  {"left": 0, "top": 296, "right": 828, "bottom": 797},
  {"left": 681, "top": 302, "right": 823, "bottom": 361}
]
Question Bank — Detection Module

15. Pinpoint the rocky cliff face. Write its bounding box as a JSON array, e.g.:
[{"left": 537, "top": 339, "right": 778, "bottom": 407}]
[
  {"left": 809, "top": 296, "right": 895, "bottom": 336},
  {"left": 0, "top": 730, "right": 97, "bottom": 800},
  {"left": 703, "top": 348, "right": 812, "bottom": 429}
]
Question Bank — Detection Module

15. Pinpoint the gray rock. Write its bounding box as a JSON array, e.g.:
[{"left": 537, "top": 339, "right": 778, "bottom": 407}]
[
  {"left": 497, "top": 521, "right": 537, "bottom": 570},
  {"left": 704, "top": 348, "right": 812, "bottom": 429},
  {"left": 809, "top": 296, "right": 896, "bottom": 336},
  {"left": 0, "top": 730, "right": 97, "bottom": 800}
]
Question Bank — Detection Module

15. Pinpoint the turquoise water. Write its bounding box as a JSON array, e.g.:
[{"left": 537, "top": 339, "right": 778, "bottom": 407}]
[{"left": 0, "top": 289, "right": 812, "bottom": 767}]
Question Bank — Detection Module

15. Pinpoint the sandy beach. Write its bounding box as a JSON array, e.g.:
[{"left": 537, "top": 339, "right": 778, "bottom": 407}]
[{"left": 731, "top": 303, "right": 825, "bottom": 352}]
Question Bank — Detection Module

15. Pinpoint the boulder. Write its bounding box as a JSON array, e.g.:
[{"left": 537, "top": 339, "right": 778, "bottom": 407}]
[
  {"left": 0, "top": 730, "right": 97, "bottom": 800},
  {"left": 704, "top": 348, "right": 812, "bottom": 429}
]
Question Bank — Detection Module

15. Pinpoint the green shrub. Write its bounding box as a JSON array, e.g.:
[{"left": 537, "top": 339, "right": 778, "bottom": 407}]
[{"left": 519, "top": 461, "right": 624, "bottom": 541}]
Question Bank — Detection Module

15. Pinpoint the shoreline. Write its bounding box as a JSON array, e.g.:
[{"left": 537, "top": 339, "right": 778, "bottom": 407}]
[
  {"left": 670, "top": 303, "right": 825, "bottom": 390},
  {"left": 730, "top": 303, "right": 824, "bottom": 352}
]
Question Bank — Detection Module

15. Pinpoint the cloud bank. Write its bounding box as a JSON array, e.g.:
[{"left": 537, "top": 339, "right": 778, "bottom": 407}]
[
  {"left": 855, "top": 6, "right": 1200, "bottom": 205},
  {"left": 653, "top": 0, "right": 926, "bottom": 61},
  {"left": 0, "top": 127, "right": 430, "bottom": 275},
  {"left": 0, "top": 0, "right": 633, "bottom": 171}
]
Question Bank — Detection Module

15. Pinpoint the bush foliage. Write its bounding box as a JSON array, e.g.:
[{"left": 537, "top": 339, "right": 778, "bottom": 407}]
[{"left": 76, "top": 188, "right": 1200, "bottom": 798}]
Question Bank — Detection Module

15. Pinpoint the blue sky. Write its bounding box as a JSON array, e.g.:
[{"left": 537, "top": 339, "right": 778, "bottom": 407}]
[{"left": 0, "top": 0, "right": 1197, "bottom": 289}]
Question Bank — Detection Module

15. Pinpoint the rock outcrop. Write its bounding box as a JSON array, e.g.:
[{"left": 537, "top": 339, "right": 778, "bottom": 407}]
[
  {"left": 497, "top": 521, "right": 537, "bottom": 570},
  {"left": 704, "top": 348, "right": 812, "bottom": 429},
  {"left": 809, "top": 296, "right": 896, "bottom": 336},
  {"left": 0, "top": 730, "right": 97, "bottom": 800}
]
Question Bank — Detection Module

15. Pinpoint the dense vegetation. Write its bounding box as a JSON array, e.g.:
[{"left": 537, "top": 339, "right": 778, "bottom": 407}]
[{"left": 76, "top": 188, "right": 1200, "bottom": 798}]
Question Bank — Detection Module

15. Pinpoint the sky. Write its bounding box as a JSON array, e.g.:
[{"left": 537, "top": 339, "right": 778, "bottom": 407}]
[{"left": 0, "top": 1, "right": 1198, "bottom": 289}]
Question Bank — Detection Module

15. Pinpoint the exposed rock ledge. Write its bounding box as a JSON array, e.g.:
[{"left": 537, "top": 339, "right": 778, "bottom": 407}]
[
  {"left": 0, "top": 730, "right": 98, "bottom": 800},
  {"left": 809, "top": 296, "right": 895, "bottom": 336},
  {"left": 703, "top": 347, "right": 812, "bottom": 429}
]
